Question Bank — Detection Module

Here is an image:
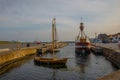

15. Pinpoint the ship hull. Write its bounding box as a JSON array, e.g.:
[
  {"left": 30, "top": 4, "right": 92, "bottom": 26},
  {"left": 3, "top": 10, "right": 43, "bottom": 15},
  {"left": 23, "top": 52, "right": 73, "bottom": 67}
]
[
  {"left": 34, "top": 56, "right": 67, "bottom": 65},
  {"left": 75, "top": 42, "right": 91, "bottom": 55},
  {"left": 75, "top": 21, "right": 91, "bottom": 56}
]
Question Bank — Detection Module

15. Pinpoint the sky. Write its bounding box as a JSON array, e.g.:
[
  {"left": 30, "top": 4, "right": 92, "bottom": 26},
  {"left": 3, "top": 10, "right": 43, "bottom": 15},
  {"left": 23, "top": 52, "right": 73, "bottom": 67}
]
[{"left": 0, "top": 0, "right": 120, "bottom": 42}]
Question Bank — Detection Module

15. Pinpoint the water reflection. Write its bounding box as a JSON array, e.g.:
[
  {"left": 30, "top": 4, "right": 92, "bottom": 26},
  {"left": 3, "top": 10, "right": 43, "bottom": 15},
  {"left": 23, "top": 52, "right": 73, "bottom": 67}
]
[
  {"left": 34, "top": 58, "right": 67, "bottom": 80},
  {"left": 0, "top": 43, "right": 117, "bottom": 80},
  {"left": 34, "top": 61, "right": 67, "bottom": 69},
  {"left": 0, "top": 55, "right": 34, "bottom": 75},
  {"left": 75, "top": 54, "right": 90, "bottom": 73}
]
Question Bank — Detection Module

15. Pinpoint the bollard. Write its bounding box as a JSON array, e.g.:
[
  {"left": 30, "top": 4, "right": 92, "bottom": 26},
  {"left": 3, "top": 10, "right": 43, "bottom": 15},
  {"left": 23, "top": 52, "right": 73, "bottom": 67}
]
[{"left": 36, "top": 49, "right": 42, "bottom": 56}]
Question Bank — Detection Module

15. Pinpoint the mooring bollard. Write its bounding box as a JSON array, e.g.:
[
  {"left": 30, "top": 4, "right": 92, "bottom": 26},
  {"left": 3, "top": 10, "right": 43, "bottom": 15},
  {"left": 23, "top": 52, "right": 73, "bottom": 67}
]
[{"left": 36, "top": 49, "right": 42, "bottom": 56}]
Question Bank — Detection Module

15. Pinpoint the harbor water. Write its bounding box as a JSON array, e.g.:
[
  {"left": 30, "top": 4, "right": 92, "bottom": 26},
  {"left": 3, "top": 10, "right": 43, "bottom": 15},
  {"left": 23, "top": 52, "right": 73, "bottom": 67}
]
[{"left": 0, "top": 43, "right": 117, "bottom": 80}]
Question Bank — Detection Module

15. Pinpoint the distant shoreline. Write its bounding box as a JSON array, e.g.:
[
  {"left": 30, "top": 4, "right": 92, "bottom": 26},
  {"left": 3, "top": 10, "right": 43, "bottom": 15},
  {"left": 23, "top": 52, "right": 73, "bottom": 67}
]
[
  {"left": 0, "top": 41, "right": 11, "bottom": 44},
  {"left": 0, "top": 41, "right": 20, "bottom": 45}
]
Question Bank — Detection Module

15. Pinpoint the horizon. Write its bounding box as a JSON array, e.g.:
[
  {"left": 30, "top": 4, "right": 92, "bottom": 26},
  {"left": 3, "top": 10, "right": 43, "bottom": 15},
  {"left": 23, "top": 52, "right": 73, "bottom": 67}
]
[{"left": 0, "top": 0, "right": 120, "bottom": 42}]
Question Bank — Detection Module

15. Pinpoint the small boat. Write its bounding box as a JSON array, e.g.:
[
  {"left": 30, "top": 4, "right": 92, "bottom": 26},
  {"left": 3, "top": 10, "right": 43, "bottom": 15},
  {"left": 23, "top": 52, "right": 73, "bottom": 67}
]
[
  {"left": 91, "top": 46, "right": 103, "bottom": 54},
  {"left": 75, "top": 21, "right": 91, "bottom": 55},
  {"left": 34, "top": 18, "right": 67, "bottom": 65},
  {"left": 34, "top": 41, "right": 41, "bottom": 44},
  {"left": 34, "top": 59, "right": 67, "bottom": 69},
  {"left": 91, "top": 33, "right": 103, "bottom": 54},
  {"left": 48, "top": 48, "right": 60, "bottom": 53},
  {"left": 47, "top": 18, "right": 60, "bottom": 53},
  {"left": 34, "top": 57, "right": 67, "bottom": 64}
]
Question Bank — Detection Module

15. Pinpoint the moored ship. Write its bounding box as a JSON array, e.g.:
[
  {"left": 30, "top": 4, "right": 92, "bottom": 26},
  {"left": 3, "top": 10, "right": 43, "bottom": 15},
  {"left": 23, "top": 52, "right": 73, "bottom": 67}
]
[
  {"left": 34, "top": 18, "right": 67, "bottom": 65},
  {"left": 75, "top": 21, "right": 91, "bottom": 55}
]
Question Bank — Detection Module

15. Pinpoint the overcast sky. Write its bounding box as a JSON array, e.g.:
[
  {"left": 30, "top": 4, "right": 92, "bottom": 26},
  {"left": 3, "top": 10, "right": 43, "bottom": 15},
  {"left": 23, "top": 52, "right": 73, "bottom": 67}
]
[{"left": 0, "top": 0, "right": 120, "bottom": 42}]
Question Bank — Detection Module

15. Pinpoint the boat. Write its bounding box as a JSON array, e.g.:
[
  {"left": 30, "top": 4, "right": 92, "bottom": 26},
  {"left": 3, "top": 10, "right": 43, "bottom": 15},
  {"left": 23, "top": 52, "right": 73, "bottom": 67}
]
[
  {"left": 91, "top": 33, "right": 103, "bottom": 54},
  {"left": 34, "top": 57, "right": 67, "bottom": 65},
  {"left": 48, "top": 48, "right": 60, "bottom": 53},
  {"left": 34, "top": 18, "right": 68, "bottom": 65},
  {"left": 34, "top": 41, "right": 41, "bottom": 44},
  {"left": 91, "top": 46, "right": 103, "bottom": 54},
  {"left": 75, "top": 21, "right": 91, "bottom": 55},
  {"left": 34, "top": 59, "right": 67, "bottom": 69},
  {"left": 47, "top": 17, "right": 60, "bottom": 53}
]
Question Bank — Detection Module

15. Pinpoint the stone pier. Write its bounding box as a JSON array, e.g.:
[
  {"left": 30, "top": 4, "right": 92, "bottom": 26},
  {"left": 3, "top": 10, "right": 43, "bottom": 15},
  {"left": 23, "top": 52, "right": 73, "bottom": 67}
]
[
  {"left": 97, "top": 70, "right": 120, "bottom": 80},
  {"left": 92, "top": 43, "right": 120, "bottom": 80},
  {"left": 0, "top": 42, "right": 68, "bottom": 68},
  {"left": 0, "top": 47, "right": 37, "bottom": 68},
  {"left": 93, "top": 43, "right": 120, "bottom": 68}
]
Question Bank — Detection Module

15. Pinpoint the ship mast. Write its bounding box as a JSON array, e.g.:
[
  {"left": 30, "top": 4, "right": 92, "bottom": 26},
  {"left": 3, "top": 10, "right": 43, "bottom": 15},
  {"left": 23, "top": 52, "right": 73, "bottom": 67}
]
[
  {"left": 79, "top": 20, "right": 86, "bottom": 39},
  {"left": 52, "top": 17, "right": 58, "bottom": 58},
  {"left": 80, "top": 22, "right": 84, "bottom": 38},
  {"left": 54, "top": 20, "right": 58, "bottom": 43},
  {"left": 52, "top": 18, "right": 55, "bottom": 55}
]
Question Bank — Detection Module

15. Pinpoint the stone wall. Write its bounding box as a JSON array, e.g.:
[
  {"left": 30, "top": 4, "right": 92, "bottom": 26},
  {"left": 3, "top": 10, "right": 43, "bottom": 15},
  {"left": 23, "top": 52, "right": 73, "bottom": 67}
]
[
  {"left": 102, "top": 48, "right": 120, "bottom": 68},
  {"left": 97, "top": 70, "right": 120, "bottom": 80},
  {"left": 0, "top": 48, "right": 36, "bottom": 65},
  {"left": 0, "top": 42, "right": 68, "bottom": 67}
]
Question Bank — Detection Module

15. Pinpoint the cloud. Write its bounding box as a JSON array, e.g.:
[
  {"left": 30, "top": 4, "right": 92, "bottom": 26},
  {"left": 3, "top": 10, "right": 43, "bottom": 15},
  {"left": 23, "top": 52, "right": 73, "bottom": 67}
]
[{"left": 0, "top": 0, "right": 120, "bottom": 41}]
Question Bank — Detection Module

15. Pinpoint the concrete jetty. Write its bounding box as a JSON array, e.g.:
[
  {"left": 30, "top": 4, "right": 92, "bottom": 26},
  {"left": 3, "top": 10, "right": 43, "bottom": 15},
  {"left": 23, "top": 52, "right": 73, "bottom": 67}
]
[
  {"left": 92, "top": 43, "right": 120, "bottom": 80},
  {"left": 0, "top": 42, "right": 68, "bottom": 69},
  {"left": 0, "top": 47, "right": 37, "bottom": 68},
  {"left": 93, "top": 43, "right": 120, "bottom": 68},
  {"left": 0, "top": 48, "right": 10, "bottom": 52},
  {"left": 93, "top": 43, "right": 119, "bottom": 50},
  {"left": 97, "top": 70, "right": 120, "bottom": 80}
]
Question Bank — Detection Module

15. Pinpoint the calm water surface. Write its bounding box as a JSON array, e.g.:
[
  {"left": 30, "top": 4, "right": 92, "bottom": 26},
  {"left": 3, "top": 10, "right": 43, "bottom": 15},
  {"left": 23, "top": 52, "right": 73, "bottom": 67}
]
[{"left": 0, "top": 43, "right": 117, "bottom": 80}]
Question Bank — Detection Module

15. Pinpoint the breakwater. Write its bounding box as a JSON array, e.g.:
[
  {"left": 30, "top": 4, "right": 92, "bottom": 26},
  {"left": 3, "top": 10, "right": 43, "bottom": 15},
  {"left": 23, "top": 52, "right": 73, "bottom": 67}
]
[
  {"left": 0, "top": 55, "right": 34, "bottom": 75},
  {"left": 102, "top": 47, "right": 120, "bottom": 68},
  {"left": 0, "top": 42, "right": 68, "bottom": 68},
  {"left": 97, "top": 70, "right": 120, "bottom": 80},
  {"left": 92, "top": 43, "right": 120, "bottom": 80},
  {"left": 0, "top": 47, "right": 36, "bottom": 69},
  {"left": 92, "top": 43, "right": 120, "bottom": 68}
]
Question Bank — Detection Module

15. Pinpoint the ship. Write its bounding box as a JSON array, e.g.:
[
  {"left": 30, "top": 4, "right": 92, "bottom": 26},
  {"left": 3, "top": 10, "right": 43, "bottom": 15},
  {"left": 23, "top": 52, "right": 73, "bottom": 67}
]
[
  {"left": 75, "top": 21, "right": 91, "bottom": 55},
  {"left": 34, "top": 18, "right": 67, "bottom": 65}
]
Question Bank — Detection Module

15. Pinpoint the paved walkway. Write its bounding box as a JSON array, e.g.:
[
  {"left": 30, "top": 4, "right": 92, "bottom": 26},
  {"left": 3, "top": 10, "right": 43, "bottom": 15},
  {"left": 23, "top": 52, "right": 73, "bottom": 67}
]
[
  {"left": 97, "top": 70, "right": 120, "bottom": 80},
  {"left": 93, "top": 43, "right": 120, "bottom": 80},
  {"left": 0, "top": 44, "right": 42, "bottom": 54},
  {"left": 93, "top": 43, "right": 120, "bottom": 51},
  {"left": 0, "top": 48, "right": 10, "bottom": 52}
]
